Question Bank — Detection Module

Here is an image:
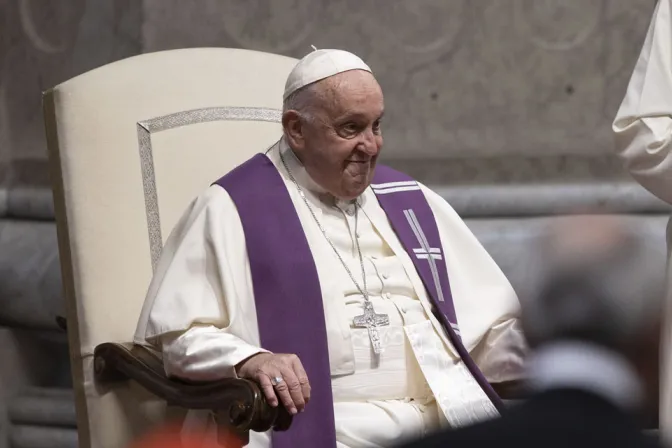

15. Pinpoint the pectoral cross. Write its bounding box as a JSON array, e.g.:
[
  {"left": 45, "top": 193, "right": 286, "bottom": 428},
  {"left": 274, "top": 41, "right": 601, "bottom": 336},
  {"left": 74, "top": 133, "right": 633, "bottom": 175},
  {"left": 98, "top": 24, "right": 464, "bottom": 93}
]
[{"left": 353, "top": 300, "right": 390, "bottom": 355}]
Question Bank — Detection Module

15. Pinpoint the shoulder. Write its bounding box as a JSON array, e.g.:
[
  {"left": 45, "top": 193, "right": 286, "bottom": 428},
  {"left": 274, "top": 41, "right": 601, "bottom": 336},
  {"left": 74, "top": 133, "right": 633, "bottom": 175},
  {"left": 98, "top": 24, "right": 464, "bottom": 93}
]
[
  {"left": 196, "top": 184, "right": 235, "bottom": 209},
  {"left": 373, "top": 164, "right": 462, "bottom": 217},
  {"left": 213, "top": 152, "right": 277, "bottom": 189},
  {"left": 156, "top": 184, "right": 243, "bottom": 256},
  {"left": 417, "top": 183, "right": 463, "bottom": 219},
  {"left": 372, "top": 164, "right": 415, "bottom": 184},
  {"left": 175, "top": 185, "right": 238, "bottom": 229},
  {"left": 374, "top": 165, "right": 450, "bottom": 201}
]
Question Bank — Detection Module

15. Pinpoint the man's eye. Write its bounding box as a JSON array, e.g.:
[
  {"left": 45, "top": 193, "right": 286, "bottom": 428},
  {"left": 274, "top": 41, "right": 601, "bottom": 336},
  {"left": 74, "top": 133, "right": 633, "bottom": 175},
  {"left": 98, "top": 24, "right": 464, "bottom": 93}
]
[
  {"left": 342, "top": 123, "right": 358, "bottom": 133},
  {"left": 373, "top": 121, "right": 382, "bottom": 134}
]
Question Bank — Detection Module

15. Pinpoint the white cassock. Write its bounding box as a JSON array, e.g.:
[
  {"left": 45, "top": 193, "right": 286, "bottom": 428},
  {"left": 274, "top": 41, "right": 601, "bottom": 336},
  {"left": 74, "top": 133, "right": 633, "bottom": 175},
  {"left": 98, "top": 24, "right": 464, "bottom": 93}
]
[
  {"left": 134, "top": 138, "right": 526, "bottom": 447},
  {"left": 613, "top": 0, "right": 672, "bottom": 441}
]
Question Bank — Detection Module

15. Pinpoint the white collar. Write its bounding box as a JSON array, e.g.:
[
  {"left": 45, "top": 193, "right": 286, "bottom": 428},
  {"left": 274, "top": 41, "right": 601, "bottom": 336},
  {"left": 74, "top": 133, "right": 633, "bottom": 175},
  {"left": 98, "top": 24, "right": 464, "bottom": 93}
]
[{"left": 526, "top": 341, "right": 643, "bottom": 411}]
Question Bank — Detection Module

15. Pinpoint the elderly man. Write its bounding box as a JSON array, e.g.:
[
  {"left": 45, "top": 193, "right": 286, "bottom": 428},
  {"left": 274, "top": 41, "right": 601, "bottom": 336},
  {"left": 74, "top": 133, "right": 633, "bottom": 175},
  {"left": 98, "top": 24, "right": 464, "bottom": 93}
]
[
  {"left": 613, "top": 0, "right": 672, "bottom": 440},
  {"left": 398, "top": 216, "right": 664, "bottom": 448},
  {"left": 134, "top": 49, "right": 526, "bottom": 447}
]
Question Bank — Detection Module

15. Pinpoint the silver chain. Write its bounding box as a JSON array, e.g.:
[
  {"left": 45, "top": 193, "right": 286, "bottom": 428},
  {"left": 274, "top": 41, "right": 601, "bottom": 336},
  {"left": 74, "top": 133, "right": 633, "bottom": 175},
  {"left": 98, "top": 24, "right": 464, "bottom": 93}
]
[{"left": 279, "top": 150, "right": 371, "bottom": 303}]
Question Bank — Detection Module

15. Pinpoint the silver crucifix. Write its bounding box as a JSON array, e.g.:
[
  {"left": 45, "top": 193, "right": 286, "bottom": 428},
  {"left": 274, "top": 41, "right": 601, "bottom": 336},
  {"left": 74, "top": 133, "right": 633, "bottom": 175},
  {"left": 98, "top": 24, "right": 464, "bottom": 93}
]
[{"left": 353, "top": 301, "right": 390, "bottom": 354}]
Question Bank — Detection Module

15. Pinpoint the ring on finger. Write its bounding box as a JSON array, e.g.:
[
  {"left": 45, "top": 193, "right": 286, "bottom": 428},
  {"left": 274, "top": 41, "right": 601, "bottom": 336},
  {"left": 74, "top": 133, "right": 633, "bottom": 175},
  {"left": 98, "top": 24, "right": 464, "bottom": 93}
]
[{"left": 271, "top": 376, "right": 284, "bottom": 387}]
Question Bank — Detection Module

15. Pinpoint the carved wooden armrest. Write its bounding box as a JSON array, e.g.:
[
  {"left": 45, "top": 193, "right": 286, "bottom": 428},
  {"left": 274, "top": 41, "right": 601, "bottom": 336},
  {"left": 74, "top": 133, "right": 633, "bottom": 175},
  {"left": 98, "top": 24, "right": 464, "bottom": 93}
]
[{"left": 93, "top": 342, "right": 292, "bottom": 436}]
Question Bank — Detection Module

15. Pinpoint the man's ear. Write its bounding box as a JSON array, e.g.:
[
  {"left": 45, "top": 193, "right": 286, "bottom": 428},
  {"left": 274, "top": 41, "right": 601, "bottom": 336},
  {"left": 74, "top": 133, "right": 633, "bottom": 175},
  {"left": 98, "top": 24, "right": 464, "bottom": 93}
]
[{"left": 282, "top": 110, "right": 305, "bottom": 150}]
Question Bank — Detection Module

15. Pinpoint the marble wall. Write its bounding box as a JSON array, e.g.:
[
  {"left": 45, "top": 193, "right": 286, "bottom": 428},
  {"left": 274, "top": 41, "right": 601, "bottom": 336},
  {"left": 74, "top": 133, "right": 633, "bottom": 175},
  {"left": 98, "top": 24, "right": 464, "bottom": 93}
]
[
  {"left": 0, "top": 0, "right": 142, "bottom": 201},
  {"left": 0, "top": 0, "right": 661, "bottom": 189}
]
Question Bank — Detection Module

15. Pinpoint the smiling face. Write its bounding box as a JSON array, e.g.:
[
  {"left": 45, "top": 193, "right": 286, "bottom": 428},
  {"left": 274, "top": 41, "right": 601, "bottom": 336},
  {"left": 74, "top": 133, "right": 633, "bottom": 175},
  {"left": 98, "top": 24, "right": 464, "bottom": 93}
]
[{"left": 282, "top": 70, "right": 384, "bottom": 200}]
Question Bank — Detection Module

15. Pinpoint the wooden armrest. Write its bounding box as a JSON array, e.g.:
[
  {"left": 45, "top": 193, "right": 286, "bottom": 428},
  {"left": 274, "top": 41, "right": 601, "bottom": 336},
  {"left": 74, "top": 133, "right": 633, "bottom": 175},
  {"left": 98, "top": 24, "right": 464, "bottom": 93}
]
[{"left": 93, "top": 342, "right": 292, "bottom": 434}]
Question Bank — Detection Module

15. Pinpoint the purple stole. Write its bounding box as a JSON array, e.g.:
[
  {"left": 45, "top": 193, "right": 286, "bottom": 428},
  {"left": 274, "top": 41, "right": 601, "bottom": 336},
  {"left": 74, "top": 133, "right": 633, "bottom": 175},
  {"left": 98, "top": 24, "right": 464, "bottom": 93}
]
[{"left": 215, "top": 154, "right": 503, "bottom": 448}]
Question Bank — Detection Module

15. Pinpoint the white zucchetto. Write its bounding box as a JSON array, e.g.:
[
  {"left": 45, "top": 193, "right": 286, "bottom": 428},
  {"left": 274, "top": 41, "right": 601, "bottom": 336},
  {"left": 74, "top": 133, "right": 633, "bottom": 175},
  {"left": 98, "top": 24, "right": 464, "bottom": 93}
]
[{"left": 283, "top": 49, "right": 372, "bottom": 100}]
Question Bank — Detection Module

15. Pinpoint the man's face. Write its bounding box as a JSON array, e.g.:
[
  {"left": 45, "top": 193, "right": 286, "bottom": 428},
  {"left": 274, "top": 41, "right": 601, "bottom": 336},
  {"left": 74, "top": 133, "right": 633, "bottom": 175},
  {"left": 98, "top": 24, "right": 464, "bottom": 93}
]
[{"left": 284, "top": 70, "right": 384, "bottom": 200}]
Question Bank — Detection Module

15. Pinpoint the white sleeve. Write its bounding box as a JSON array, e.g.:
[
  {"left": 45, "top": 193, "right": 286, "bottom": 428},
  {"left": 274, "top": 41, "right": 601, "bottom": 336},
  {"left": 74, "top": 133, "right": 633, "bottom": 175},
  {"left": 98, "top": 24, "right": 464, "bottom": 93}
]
[
  {"left": 469, "top": 318, "right": 527, "bottom": 383},
  {"left": 134, "top": 186, "right": 267, "bottom": 381},
  {"left": 613, "top": 0, "right": 672, "bottom": 204},
  {"left": 161, "top": 325, "right": 268, "bottom": 381}
]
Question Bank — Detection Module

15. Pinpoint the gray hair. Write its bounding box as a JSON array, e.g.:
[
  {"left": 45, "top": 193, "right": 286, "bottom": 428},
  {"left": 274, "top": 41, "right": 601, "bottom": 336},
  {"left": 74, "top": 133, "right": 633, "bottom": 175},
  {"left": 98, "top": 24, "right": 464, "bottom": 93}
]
[
  {"left": 282, "top": 83, "right": 320, "bottom": 123},
  {"left": 521, "top": 218, "right": 666, "bottom": 351}
]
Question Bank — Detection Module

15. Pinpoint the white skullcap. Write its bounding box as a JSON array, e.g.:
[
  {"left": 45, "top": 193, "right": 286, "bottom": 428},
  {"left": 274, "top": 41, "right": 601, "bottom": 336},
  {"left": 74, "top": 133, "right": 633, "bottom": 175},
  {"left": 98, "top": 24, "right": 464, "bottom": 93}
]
[{"left": 283, "top": 48, "right": 372, "bottom": 100}]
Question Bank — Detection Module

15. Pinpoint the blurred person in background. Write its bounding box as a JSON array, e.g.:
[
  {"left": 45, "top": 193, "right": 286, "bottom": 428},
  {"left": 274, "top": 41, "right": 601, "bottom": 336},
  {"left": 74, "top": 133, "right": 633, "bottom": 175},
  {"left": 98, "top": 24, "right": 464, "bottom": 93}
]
[{"left": 396, "top": 215, "right": 664, "bottom": 448}]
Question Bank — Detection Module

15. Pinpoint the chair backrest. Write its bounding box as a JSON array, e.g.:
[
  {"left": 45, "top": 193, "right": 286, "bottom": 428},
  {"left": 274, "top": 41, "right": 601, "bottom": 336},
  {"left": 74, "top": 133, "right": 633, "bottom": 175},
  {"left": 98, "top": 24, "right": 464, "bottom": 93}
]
[{"left": 44, "top": 48, "right": 298, "bottom": 448}]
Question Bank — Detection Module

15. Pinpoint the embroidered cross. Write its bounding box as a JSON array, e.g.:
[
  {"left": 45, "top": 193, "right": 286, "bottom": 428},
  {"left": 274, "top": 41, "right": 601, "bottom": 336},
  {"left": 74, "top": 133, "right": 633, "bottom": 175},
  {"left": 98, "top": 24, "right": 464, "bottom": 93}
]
[
  {"left": 404, "top": 208, "right": 462, "bottom": 340},
  {"left": 413, "top": 247, "right": 443, "bottom": 260},
  {"left": 404, "top": 209, "right": 446, "bottom": 303}
]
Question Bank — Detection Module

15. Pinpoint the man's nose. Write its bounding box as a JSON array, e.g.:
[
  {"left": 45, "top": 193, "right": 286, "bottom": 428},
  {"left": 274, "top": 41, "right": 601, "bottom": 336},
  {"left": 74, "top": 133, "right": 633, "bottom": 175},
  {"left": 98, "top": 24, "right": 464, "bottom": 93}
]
[{"left": 358, "top": 129, "right": 380, "bottom": 155}]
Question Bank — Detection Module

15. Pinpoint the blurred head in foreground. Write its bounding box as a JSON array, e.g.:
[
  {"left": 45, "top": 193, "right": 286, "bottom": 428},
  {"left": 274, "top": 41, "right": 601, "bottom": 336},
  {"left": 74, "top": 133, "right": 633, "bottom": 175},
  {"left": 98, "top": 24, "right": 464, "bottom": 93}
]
[
  {"left": 128, "top": 421, "right": 244, "bottom": 448},
  {"left": 522, "top": 215, "right": 665, "bottom": 417}
]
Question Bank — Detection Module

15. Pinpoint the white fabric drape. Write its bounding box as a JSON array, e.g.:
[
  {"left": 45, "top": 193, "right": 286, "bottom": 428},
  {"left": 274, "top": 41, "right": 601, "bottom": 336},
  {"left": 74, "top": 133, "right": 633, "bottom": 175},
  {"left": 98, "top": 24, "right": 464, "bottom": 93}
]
[{"left": 613, "top": 1, "right": 672, "bottom": 441}]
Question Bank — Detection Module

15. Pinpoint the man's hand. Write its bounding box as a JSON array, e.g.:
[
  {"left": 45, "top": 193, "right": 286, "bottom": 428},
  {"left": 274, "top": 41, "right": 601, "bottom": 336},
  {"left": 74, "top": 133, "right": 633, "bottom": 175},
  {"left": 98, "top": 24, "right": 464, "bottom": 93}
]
[{"left": 235, "top": 353, "right": 310, "bottom": 415}]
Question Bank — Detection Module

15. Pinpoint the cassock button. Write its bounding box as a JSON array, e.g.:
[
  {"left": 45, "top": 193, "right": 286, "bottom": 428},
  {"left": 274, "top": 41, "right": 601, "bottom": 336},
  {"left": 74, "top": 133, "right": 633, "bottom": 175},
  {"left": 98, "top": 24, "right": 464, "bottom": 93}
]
[
  {"left": 346, "top": 207, "right": 355, "bottom": 216},
  {"left": 384, "top": 292, "right": 392, "bottom": 299},
  {"left": 382, "top": 272, "right": 390, "bottom": 279}
]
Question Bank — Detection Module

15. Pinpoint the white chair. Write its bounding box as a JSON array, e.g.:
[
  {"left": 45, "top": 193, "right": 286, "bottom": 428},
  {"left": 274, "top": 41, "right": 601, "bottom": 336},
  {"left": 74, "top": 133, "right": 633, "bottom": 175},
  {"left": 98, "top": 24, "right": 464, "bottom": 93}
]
[{"left": 43, "top": 47, "right": 298, "bottom": 448}]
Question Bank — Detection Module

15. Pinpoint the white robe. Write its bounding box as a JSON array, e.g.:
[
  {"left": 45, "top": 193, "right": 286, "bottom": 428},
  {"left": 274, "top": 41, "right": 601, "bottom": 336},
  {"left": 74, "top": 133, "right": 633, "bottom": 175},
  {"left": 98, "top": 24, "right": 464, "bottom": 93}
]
[
  {"left": 134, "top": 138, "right": 526, "bottom": 447},
  {"left": 613, "top": 0, "right": 672, "bottom": 442}
]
